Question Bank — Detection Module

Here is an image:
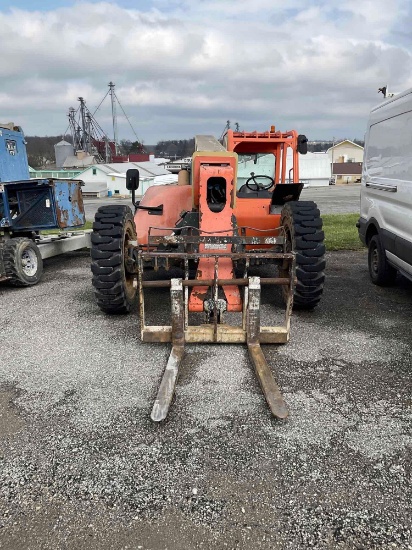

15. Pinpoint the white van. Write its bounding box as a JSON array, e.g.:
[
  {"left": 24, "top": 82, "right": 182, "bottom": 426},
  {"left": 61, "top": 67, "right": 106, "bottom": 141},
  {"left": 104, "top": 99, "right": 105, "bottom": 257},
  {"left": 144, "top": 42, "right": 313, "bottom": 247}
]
[{"left": 358, "top": 88, "right": 412, "bottom": 285}]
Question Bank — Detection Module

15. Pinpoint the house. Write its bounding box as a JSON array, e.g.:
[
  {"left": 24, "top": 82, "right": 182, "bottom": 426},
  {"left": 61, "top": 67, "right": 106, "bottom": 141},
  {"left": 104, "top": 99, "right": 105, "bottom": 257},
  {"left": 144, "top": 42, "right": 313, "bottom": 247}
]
[
  {"left": 332, "top": 162, "right": 362, "bottom": 184},
  {"left": 326, "top": 140, "right": 364, "bottom": 163},
  {"left": 326, "top": 140, "right": 364, "bottom": 184}
]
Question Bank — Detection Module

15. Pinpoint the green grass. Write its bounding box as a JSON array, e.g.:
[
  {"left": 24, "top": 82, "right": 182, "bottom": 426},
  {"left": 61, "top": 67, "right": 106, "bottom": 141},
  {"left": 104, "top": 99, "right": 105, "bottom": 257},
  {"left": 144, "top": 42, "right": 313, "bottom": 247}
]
[
  {"left": 322, "top": 213, "right": 365, "bottom": 251},
  {"left": 42, "top": 215, "right": 363, "bottom": 251},
  {"left": 41, "top": 220, "right": 93, "bottom": 234}
]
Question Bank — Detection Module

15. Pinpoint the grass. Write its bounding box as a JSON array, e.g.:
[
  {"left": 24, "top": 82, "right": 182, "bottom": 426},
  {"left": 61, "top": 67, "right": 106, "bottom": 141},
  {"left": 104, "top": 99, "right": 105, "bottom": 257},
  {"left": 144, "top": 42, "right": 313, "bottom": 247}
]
[
  {"left": 41, "top": 220, "right": 93, "bottom": 234},
  {"left": 42, "top": 214, "right": 364, "bottom": 251},
  {"left": 322, "top": 213, "right": 365, "bottom": 251}
]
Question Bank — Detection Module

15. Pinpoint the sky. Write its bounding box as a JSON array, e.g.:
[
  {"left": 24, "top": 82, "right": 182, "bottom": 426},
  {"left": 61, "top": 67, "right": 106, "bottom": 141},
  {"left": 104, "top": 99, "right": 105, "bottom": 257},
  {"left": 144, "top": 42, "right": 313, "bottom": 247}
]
[{"left": 1, "top": 0, "right": 412, "bottom": 144}]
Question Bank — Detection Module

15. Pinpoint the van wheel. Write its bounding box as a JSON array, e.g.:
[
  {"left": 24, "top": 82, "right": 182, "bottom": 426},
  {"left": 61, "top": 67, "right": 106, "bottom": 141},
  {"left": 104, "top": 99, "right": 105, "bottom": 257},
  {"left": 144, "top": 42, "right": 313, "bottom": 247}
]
[{"left": 368, "top": 234, "right": 397, "bottom": 285}]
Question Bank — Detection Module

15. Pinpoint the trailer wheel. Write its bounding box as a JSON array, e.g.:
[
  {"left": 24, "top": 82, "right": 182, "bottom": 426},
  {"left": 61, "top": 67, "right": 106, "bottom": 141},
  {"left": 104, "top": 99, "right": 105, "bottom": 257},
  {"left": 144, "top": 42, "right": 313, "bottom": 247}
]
[
  {"left": 2, "top": 237, "right": 43, "bottom": 286},
  {"left": 91, "top": 205, "right": 137, "bottom": 314},
  {"left": 280, "top": 201, "right": 325, "bottom": 309},
  {"left": 368, "top": 234, "right": 397, "bottom": 285}
]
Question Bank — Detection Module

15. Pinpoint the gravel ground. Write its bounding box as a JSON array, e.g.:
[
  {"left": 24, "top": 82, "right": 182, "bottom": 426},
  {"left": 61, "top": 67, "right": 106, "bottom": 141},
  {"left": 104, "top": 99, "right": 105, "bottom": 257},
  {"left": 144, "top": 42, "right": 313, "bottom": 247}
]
[{"left": 0, "top": 250, "right": 411, "bottom": 549}]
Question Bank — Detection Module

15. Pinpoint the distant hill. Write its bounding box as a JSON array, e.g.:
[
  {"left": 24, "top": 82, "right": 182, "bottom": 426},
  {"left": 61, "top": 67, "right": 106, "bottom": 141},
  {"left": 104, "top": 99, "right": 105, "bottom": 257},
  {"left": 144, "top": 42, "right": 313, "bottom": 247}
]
[{"left": 25, "top": 135, "right": 72, "bottom": 169}]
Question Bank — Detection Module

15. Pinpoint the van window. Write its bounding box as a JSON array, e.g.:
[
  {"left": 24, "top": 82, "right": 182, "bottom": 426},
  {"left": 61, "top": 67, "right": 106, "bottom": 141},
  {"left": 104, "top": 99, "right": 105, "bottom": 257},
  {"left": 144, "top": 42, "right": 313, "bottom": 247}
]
[{"left": 366, "top": 110, "right": 412, "bottom": 182}]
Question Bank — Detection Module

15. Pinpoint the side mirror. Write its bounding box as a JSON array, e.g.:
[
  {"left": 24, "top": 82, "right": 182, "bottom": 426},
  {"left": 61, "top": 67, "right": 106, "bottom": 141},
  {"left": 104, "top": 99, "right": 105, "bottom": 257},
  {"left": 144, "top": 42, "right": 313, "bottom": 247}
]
[
  {"left": 126, "top": 169, "right": 140, "bottom": 191},
  {"left": 297, "top": 135, "right": 308, "bottom": 155}
]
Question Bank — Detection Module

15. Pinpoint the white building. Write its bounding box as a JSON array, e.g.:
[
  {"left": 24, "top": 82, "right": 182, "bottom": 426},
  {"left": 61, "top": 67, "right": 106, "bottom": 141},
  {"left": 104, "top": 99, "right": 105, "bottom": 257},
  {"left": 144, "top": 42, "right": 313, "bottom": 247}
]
[
  {"left": 75, "top": 161, "right": 172, "bottom": 197},
  {"left": 293, "top": 151, "right": 331, "bottom": 187},
  {"left": 107, "top": 172, "right": 178, "bottom": 197}
]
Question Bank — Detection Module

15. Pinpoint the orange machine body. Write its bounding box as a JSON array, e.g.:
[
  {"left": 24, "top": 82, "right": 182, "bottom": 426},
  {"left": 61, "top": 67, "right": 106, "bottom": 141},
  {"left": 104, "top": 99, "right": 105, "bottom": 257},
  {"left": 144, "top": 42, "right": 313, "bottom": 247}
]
[
  {"left": 135, "top": 129, "right": 301, "bottom": 241},
  {"left": 134, "top": 128, "right": 302, "bottom": 313},
  {"left": 189, "top": 153, "right": 241, "bottom": 312}
]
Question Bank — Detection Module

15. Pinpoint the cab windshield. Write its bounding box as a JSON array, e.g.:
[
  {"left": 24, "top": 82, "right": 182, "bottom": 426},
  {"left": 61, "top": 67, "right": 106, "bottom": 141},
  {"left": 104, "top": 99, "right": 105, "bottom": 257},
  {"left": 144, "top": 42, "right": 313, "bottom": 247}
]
[{"left": 236, "top": 153, "right": 276, "bottom": 190}]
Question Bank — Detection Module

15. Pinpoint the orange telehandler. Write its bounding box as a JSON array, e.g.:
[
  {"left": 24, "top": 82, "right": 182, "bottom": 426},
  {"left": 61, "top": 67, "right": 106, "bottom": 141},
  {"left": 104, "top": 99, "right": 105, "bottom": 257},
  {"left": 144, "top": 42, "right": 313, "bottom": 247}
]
[{"left": 91, "top": 128, "right": 325, "bottom": 421}]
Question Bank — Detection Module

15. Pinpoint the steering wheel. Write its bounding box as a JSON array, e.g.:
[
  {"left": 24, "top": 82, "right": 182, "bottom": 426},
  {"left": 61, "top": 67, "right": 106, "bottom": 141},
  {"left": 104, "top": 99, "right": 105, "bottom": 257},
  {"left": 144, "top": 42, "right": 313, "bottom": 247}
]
[{"left": 245, "top": 172, "right": 275, "bottom": 191}]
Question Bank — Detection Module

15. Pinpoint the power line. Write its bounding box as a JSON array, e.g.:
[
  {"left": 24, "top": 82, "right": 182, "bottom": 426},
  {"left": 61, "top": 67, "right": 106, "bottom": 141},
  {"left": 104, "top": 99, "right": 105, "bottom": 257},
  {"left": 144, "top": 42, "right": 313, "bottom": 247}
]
[
  {"left": 114, "top": 91, "right": 141, "bottom": 144},
  {"left": 92, "top": 89, "right": 110, "bottom": 117}
]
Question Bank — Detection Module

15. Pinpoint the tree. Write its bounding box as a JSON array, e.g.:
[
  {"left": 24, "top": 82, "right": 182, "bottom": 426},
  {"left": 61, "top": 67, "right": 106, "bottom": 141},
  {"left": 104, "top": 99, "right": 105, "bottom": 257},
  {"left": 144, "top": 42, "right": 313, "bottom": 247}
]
[
  {"left": 155, "top": 138, "right": 195, "bottom": 158},
  {"left": 119, "top": 139, "right": 145, "bottom": 155}
]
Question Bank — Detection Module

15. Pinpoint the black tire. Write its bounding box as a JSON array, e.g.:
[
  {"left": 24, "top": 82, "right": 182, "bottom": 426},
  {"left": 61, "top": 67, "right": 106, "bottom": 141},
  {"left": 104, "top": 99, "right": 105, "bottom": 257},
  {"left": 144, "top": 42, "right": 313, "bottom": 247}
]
[
  {"left": 2, "top": 237, "right": 43, "bottom": 286},
  {"left": 368, "top": 234, "right": 397, "bottom": 285},
  {"left": 91, "top": 205, "right": 137, "bottom": 313},
  {"left": 280, "top": 201, "right": 325, "bottom": 309}
]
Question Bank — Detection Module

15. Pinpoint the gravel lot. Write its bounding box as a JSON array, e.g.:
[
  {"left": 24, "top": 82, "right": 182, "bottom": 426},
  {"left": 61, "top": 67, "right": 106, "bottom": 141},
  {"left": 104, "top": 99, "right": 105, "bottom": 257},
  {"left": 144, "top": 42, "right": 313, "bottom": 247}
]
[{"left": 0, "top": 247, "right": 411, "bottom": 549}]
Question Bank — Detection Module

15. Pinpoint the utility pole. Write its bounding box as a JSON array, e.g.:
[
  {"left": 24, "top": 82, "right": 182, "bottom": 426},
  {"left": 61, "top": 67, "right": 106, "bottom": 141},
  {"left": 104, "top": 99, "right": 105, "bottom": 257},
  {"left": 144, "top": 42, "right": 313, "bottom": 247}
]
[
  {"left": 331, "top": 136, "right": 335, "bottom": 182},
  {"left": 108, "top": 82, "right": 119, "bottom": 155},
  {"left": 68, "top": 107, "right": 80, "bottom": 150},
  {"left": 78, "top": 97, "right": 88, "bottom": 153}
]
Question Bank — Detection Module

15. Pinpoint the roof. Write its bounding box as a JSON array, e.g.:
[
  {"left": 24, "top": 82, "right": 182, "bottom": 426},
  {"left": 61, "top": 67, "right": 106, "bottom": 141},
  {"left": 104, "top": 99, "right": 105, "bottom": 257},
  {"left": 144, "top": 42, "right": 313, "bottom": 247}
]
[
  {"left": 55, "top": 139, "right": 73, "bottom": 147},
  {"left": 332, "top": 162, "right": 362, "bottom": 175},
  {"left": 327, "top": 140, "right": 364, "bottom": 152},
  {"left": 104, "top": 161, "right": 170, "bottom": 177},
  {"left": 76, "top": 161, "right": 171, "bottom": 178},
  {"left": 63, "top": 155, "right": 96, "bottom": 168}
]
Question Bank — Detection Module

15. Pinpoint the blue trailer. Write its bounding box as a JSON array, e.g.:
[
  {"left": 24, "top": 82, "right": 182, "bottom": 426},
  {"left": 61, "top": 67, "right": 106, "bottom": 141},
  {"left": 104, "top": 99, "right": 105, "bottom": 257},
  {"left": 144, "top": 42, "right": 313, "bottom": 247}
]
[{"left": 0, "top": 124, "right": 90, "bottom": 286}]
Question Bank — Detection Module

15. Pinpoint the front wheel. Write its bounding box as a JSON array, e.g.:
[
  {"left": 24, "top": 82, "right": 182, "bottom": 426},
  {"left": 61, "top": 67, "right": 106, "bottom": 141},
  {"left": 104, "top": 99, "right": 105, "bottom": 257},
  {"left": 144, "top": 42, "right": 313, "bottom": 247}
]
[
  {"left": 368, "top": 234, "right": 397, "bottom": 285},
  {"left": 91, "top": 205, "right": 138, "bottom": 313},
  {"left": 280, "top": 201, "right": 325, "bottom": 309},
  {"left": 2, "top": 237, "right": 43, "bottom": 286}
]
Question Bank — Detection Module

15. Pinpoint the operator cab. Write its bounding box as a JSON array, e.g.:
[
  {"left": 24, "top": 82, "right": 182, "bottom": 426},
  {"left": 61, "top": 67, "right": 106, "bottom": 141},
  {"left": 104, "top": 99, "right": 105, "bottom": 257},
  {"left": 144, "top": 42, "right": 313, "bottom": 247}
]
[{"left": 237, "top": 153, "right": 275, "bottom": 198}]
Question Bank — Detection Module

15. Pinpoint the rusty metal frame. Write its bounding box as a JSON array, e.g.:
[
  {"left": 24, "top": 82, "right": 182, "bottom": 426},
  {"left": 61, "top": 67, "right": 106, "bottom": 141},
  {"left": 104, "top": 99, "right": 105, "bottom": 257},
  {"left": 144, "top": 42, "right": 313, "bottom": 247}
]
[
  {"left": 138, "top": 250, "right": 294, "bottom": 345},
  {"left": 137, "top": 234, "right": 295, "bottom": 421}
]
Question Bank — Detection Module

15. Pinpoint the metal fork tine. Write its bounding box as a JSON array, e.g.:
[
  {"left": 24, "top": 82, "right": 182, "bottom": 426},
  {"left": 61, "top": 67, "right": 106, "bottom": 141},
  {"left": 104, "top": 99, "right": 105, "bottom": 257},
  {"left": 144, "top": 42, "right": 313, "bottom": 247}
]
[
  {"left": 247, "top": 276, "right": 288, "bottom": 419},
  {"left": 248, "top": 344, "right": 288, "bottom": 419},
  {"left": 151, "top": 345, "right": 184, "bottom": 422},
  {"left": 151, "top": 279, "right": 185, "bottom": 422}
]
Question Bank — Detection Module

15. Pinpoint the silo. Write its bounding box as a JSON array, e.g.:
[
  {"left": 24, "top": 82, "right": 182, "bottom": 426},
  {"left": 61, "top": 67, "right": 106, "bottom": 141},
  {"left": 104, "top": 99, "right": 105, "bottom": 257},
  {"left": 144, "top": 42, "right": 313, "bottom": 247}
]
[{"left": 54, "top": 139, "right": 74, "bottom": 168}]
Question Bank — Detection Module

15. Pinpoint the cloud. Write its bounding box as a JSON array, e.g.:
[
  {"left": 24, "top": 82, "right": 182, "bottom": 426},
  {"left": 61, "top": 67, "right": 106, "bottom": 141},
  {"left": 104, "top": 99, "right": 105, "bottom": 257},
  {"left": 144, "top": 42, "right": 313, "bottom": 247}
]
[{"left": 0, "top": 0, "right": 411, "bottom": 142}]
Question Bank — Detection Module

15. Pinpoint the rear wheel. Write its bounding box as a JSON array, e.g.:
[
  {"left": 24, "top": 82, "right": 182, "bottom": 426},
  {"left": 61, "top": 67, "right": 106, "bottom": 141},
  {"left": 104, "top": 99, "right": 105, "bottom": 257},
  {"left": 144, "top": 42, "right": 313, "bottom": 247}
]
[
  {"left": 280, "top": 201, "right": 325, "bottom": 309},
  {"left": 368, "top": 234, "right": 397, "bottom": 285},
  {"left": 91, "top": 205, "right": 137, "bottom": 313},
  {"left": 2, "top": 237, "right": 43, "bottom": 286}
]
